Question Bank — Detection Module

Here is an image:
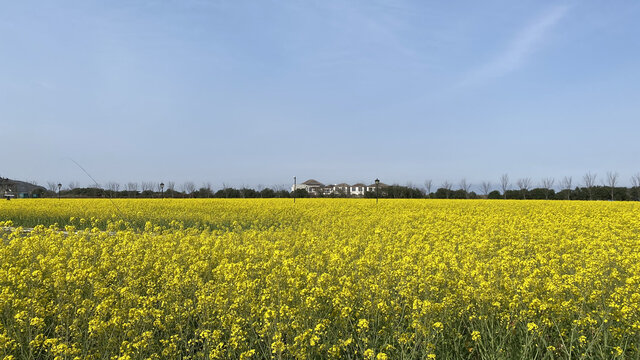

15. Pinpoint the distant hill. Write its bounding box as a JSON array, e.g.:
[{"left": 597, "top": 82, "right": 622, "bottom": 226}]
[{"left": 0, "top": 178, "right": 46, "bottom": 197}]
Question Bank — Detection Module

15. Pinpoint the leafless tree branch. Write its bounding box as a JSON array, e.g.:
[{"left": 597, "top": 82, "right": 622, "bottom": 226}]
[
  {"left": 583, "top": 172, "right": 597, "bottom": 200},
  {"left": 500, "top": 174, "right": 509, "bottom": 200}
]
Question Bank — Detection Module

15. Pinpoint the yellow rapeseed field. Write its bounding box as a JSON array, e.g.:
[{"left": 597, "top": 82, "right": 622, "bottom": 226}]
[{"left": 1, "top": 199, "right": 640, "bottom": 359}]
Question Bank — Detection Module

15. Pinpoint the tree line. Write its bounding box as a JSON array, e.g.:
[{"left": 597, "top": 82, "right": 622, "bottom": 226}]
[
  {"left": 39, "top": 181, "right": 293, "bottom": 199},
  {"left": 26, "top": 172, "right": 640, "bottom": 200},
  {"left": 419, "top": 172, "right": 640, "bottom": 201}
]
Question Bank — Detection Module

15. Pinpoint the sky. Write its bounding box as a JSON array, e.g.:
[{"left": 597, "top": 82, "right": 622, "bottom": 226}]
[{"left": 2, "top": 0, "right": 640, "bottom": 191}]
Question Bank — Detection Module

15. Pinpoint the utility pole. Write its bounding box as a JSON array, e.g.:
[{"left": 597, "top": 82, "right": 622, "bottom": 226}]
[{"left": 293, "top": 176, "right": 296, "bottom": 204}]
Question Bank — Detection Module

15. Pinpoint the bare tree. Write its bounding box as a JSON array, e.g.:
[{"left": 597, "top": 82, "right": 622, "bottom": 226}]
[
  {"left": 182, "top": 182, "right": 196, "bottom": 196},
  {"left": 583, "top": 172, "right": 597, "bottom": 200},
  {"left": 541, "top": 177, "right": 555, "bottom": 200},
  {"left": 403, "top": 182, "right": 419, "bottom": 198},
  {"left": 166, "top": 181, "right": 176, "bottom": 197},
  {"left": 126, "top": 182, "right": 138, "bottom": 192},
  {"left": 424, "top": 179, "right": 433, "bottom": 198},
  {"left": 141, "top": 181, "right": 155, "bottom": 192},
  {"left": 500, "top": 174, "right": 509, "bottom": 199},
  {"left": 606, "top": 171, "right": 618, "bottom": 201},
  {"left": 459, "top": 178, "right": 471, "bottom": 199},
  {"left": 480, "top": 181, "right": 492, "bottom": 197},
  {"left": 441, "top": 180, "right": 452, "bottom": 199},
  {"left": 67, "top": 181, "right": 79, "bottom": 190},
  {"left": 47, "top": 181, "right": 58, "bottom": 192},
  {"left": 561, "top": 176, "right": 573, "bottom": 200},
  {"left": 631, "top": 174, "right": 640, "bottom": 201},
  {"left": 516, "top": 178, "right": 532, "bottom": 199},
  {"left": 106, "top": 181, "right": 120, "bottom": 192},
  {"left": 203, "top": 182, "right": 213, "bottom": 198}
]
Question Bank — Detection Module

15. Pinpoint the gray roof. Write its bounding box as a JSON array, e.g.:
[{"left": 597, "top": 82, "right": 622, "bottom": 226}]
[
  {"left": 302, "top": 179, "right": 324, "bottom": 186},
  {"left": 296, "top": 179, "right": 389, "bottom": 188}
]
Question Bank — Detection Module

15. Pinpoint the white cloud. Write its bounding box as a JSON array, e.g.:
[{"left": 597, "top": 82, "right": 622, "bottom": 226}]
[{"left": 459, "top": 5, "right": 570, "bottom": 87}]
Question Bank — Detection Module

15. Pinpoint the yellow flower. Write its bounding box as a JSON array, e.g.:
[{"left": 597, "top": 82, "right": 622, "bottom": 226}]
[
  {"left": 364, "top": 349, "right": 375, "bottom": 359},
  {"left": 2, "top": 198, "right": 640, "bottom": 358},
  {"left": 614, "top": 346, "right": 623, "bottom": 356},
  {"left": 471, "top": 331, "right": 481, "bottom": 342}
]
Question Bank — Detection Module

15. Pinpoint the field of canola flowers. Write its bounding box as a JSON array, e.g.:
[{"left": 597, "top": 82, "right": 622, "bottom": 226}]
[{"left": 1, "top": 198, "right": 640, "bottom": 359}]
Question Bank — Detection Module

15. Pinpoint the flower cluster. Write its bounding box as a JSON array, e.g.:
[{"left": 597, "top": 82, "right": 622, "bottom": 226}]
[{"left": 1, "top": 199, "right": 639, "bottom": 359}]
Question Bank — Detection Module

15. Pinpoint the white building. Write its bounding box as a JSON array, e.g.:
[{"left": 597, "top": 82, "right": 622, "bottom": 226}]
[
  {"left": 332, "top": 183, "right": 351, "bottom": 196},
  {"left": 350, "top": 183, "right": 367, "bottom": 196},
  {"left": 292, "top": 179, "right": 388, "bottom": 197},
  {"left": 291, "top": 179, "right": 324, "bottom": 195}
]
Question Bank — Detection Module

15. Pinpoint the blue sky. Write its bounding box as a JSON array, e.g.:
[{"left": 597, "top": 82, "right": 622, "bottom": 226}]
[{"left": 2, "top": 1, "right": 640, "bottom": 190}]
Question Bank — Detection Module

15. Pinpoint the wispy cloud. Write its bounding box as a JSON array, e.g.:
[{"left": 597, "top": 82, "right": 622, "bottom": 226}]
[{"left": 458, "top": 5, "right": 570, "bottom": 87}]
